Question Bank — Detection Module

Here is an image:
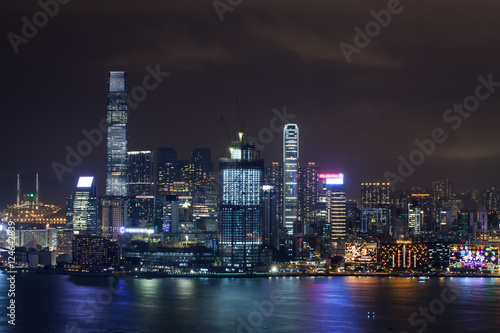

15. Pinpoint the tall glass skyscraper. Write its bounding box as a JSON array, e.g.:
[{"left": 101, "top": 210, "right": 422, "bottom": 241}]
[
  {"left": 283, "top": 124, "right": 299, "bottom": 235},
  {"left": 68, "top": 176, "right": 98, "bottom": 235},
  {"left": 319, "top": 173, "right": 346, "bottom": 255},
  {"left": 219, "top": 133, "right": 264, "bottom": 271},
  {"left": 106, "top": 71, "right": 129, "bottom": 196}
]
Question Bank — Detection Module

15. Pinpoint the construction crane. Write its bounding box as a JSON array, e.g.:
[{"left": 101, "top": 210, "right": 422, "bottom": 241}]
[
  {"left": 220, "top": 98, "right": 245, "bottom": 142},
  {"left": 219, "top": 114, "right": 231, "bottom": 141},
  {"left": 235, "top": 97, "right": 244, "bottom": 134}
]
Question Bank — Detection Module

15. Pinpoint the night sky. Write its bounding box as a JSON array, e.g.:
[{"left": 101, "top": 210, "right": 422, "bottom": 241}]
[{"left": 2, "top": 0, "right": 500, "bottom": 208}]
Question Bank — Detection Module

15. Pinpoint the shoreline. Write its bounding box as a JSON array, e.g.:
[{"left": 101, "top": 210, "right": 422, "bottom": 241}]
[{"left": 15, "top": 269, "right": 500, "bottom": 279}]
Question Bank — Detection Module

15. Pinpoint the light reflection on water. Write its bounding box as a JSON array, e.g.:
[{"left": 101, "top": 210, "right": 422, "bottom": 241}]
[{"left": 2, "top": 272, "right": 500, "bottom": 332}]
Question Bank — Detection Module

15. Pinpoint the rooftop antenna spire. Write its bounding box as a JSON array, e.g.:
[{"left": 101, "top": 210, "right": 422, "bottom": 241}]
[
  {"left": 35, "top": 173, "right": 39, "bottom": 209},
  {"left": 17, "top": 171, "right": 20, "bottom": 207}
]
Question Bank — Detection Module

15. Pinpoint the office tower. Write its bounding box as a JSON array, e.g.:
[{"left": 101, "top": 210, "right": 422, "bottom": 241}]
[
  {"left": 158, "top": 160, "right": 193, "bottom": 196},
  {"left": 457, "top": 211, "right": 472, "bottom": 238},
  {"left": 361, "top": 183, "right": 391, "bottom": 208},
  {"left": 262, "top": 185, "right": 279, "bottom": 249},
  {"left": 473, "top": 208, "right": 488, "bottom": 231},
  {"left": 315, "top": 195, "right": 329, "bottom": 257},
  {"left": 298, "top": 162, "right": 318, "bottom": 235},
  {"left": 408, "top": 202, "right": 424, "bottom": 236},
  {"left": 487, "top": 211, "right": 499, "bottom": 230},
  {"left": 192, "top": 185, "right": 219, "bottom": 232},
  {"left": 106, "top": 71, "right": 129, "bottom": 196},
  {"left": 191, "top": 148, "right": 214, "bottom": 176},
  {"left": 430, "top": 179, "right": 455, "bottom": 231},
  {"left": 430, "top": 179, "right": 455, "bottom": 202},
  {"left": 219, "top": 133, "right": 264, "bottom": 271},
  {"left": 68, "top": 177, "right": 98, "bottom": 235},
  {"left": 128, "top": 151, "right": 155, "bottom": 196},
  {"left": 409, "top": 192, "right": 433, "bottom": 232},
  {"left": 319, "top": 173, "right": 346, "bottom": 255},
  {"left": 361, "top": 207, "right": 390, "bottom": 234},
  {"left": 157, "top": 147, "right": 177, "bottom": 195},
  {"left": 101, "top": 197, "right": 128, "bottom": 241},
  {"left": 128, "top": 196, "right": 155, "bottom": 229},
  {"left": 155, "top": 195, "right": 180, "bottom": 233},
  {"left": 65, "top": 195, "right": 74, "bottom": 227},
  {"left": 346, "top": 200, "right": 361, "bottom": 234},
  {"left": 283, "top": 124, "right": 299, "bottom": 236},
  {"left": 480, "top": 188, "right": 498, "bottom": 211},
  {"left": 265, "top": 162, "right": 283, "bottom": 227},
  {"left": 360, "top": 183, "right": 392, "bottom": 235},
  {"left": 391, "top": 189, "right": 412, "bottom": 210}
]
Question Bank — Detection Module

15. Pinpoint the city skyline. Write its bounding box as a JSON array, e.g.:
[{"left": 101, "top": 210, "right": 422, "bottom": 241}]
[
  {"left": 3, "top": 1, "right": 500, "bottom": 208},
  {"left": 4, "top": 2, "right": 500, "bottom": 332}
]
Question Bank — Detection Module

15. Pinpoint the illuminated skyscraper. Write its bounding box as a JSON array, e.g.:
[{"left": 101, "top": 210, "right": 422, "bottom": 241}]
[
  {"left": 265, "top": 162, "right": 283, "bottom": 227},
  {"left": 128, "top": 151, "right": 155, "bottom": 196},
  {"left": 68, "top": 177, "right": 98, "bottom": 235},
  {"left": 299, "top": 162, "right": 318, "bottom": 235},
  {"left": 283, "top": 124, "right": 299, "bottom": 237},
  {"left": 101, "top": 197, "right": 128, "bottom": 241},
  {"left": 219, "top": 133, "right": 264, "bottom": 271},
  {"left": 319, "top": 173, "right": 346, "bottom": 255},
  {"left": 106, "top": 71, "right": 129, "bottom": 196},
  {"left": 408, "top": 204, "right": 424, "bottom": 236},
  {"left": 262, "top": 185, "right": 279, "bottom": 249}
]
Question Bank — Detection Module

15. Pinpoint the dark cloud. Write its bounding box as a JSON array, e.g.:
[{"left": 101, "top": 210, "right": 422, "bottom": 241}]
[{"left": 1, "top": 0, "right": 500, "bottom": 207}]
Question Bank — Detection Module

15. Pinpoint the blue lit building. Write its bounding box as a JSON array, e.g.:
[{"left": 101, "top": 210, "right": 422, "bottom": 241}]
[
  {"left": 219, "top": 133, "right": 264, "bottom": 271},
  {"left": 106, "top": 71, "right": 129, "bottom": 196},
  {"left": 283, "top": 124, "right": 299, "bottom": 236}
]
